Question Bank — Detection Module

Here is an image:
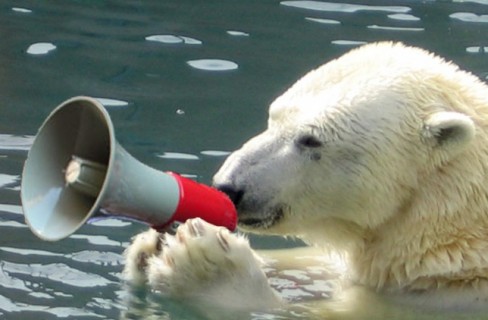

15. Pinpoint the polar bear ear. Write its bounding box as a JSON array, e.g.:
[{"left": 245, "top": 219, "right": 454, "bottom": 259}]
[{"left": 423, "top": 111, "right": 475, "bottom": 152}]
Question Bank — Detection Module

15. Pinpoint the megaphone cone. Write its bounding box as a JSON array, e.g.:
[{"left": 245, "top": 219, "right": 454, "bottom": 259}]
[{"left": 21, "top": 96, "right": 237, "bottom": 241}]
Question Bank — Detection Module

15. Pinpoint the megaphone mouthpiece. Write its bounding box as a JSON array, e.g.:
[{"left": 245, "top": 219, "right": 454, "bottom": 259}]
[
  {"left": 65, "top": 156, "right": 106, "bottom": 198},
  {"left": 21, "top": 96, "right": 237, "bottom": 241}
]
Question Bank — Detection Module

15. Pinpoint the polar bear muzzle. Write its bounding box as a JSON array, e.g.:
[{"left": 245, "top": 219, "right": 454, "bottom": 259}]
[
  {"left": 237, "top": 204, "right": 286, "bottom": 230},
  {"left": 214, "top": 183, "right": 287, "bottom": 230}
]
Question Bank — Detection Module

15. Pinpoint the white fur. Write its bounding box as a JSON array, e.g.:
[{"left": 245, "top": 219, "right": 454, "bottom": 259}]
[{"left": 124, "top": 42, "right": 488, "bottom": 313}]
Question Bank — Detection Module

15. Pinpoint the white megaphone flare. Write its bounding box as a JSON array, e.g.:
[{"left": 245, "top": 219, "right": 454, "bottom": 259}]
[{"left": 21, "top": 96, "right": 237, "bottom": 241}]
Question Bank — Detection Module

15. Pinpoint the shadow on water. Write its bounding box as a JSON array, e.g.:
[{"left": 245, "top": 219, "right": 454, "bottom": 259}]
[{"left": 1, "top": 0, "right": 488, "bottom": 319}]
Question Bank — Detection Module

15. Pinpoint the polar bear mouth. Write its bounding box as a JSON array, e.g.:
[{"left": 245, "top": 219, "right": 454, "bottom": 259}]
[{"left": 238, "top": 205, "right": 285, "bottom": 229}]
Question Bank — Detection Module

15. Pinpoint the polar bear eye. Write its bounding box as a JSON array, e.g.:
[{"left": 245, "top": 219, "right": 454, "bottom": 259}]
[{"left": 296, "top": 135, "right": 323, "bottom": 148}]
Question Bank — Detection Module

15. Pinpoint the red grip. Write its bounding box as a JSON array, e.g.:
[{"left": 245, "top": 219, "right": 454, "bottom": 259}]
[{"left": 161, "top": 172, "right": 237, "bottom": 231}]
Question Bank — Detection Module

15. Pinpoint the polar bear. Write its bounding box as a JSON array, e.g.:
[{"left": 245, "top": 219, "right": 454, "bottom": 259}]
[{"left": 123, "top": 42, "right": 488, "bottom": 315}]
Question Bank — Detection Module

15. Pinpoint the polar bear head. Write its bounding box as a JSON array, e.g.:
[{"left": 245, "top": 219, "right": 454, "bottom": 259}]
[{"left": 213, "top": 42, "right": 486, "bottom": 249}]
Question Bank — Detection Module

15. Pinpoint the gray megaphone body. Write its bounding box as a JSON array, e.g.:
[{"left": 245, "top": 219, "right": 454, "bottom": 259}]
[{"left": 21, "top": 96, "right": 237, "bottom": 241}]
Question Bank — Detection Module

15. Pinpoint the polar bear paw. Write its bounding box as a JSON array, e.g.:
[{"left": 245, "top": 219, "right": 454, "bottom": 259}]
[
  {"left": 123, "top": 227, "right": 163, "bottom": 285},
  {"left": 124, "top": 218, "right": 281, "bottom": 310}
]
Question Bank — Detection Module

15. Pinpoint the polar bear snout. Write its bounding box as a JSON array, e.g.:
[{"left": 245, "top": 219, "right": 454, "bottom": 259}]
[{"left": 215, "top": 184, "right": 245, "bottom": 207}]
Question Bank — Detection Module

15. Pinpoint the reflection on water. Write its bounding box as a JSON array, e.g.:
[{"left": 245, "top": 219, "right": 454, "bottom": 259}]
[
  {"left": 1, "top": 0, "right": 488, "bottom": 319},
  {"left": 26, "top": 42, "right": 57, "bottom": 55},
  {"left": 158, "top": 152, "right": 200, "bottom": 160},
  {"left": 11, "top": 7, "right": 32, "bottom": 14},
  {"left": 145, "top": 34, "right": 203, "bottom": 45},
  {"left": 95, "top": 98, "right": 130, "bottom": 108},
  {"left": 187, "top": 59, "right": 239, "bottom": 71},
  {"left": 0, "top": 134, "right": 34, "bottom": 151},
  {"left": 388, "top": 13, "right": 420, "bottom": 21},
  {"left": 280, "top": 1, "right": 411, "bottom": 13},
  {"left": 450, "top": 12, "right": 488, "bottom": 23}
]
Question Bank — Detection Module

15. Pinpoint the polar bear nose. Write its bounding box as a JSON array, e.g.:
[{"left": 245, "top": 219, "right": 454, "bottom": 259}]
[{"left": 215, "top": 184, "right": 245, "bottom": 207}]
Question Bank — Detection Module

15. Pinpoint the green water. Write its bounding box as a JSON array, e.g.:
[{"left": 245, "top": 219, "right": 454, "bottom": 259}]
[{"left": 1, "top": 0, "right": 488, "bottom": 319}]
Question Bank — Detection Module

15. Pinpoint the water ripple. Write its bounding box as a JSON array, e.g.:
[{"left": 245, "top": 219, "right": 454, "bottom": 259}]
[
  {"left": 0, "top": 174, "right": 20, "bottom": 189},
  {"left": 2, "top": 261, "right": 113, "bottom": 287},
  {"left": 70, "top": 234, "right": 127, "bottom": 247},
  {"left": 0, "top": 134, "right": 34, "bottom": 152}
]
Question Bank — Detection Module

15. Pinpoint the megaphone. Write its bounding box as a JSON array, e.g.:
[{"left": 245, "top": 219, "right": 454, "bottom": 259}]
[{"left": 21, "top": 96, "right": 237, "bottom": 241}]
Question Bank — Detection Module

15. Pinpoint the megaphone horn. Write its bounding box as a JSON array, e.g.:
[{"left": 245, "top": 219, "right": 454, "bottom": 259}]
[{"left": 21, "top": 96, "right": 237, "bottom": 241}]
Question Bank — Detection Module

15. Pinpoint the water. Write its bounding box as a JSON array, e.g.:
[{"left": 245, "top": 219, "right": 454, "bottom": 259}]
[{"left": 1, "top": 0, "right": 488, "bottom": 319}]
